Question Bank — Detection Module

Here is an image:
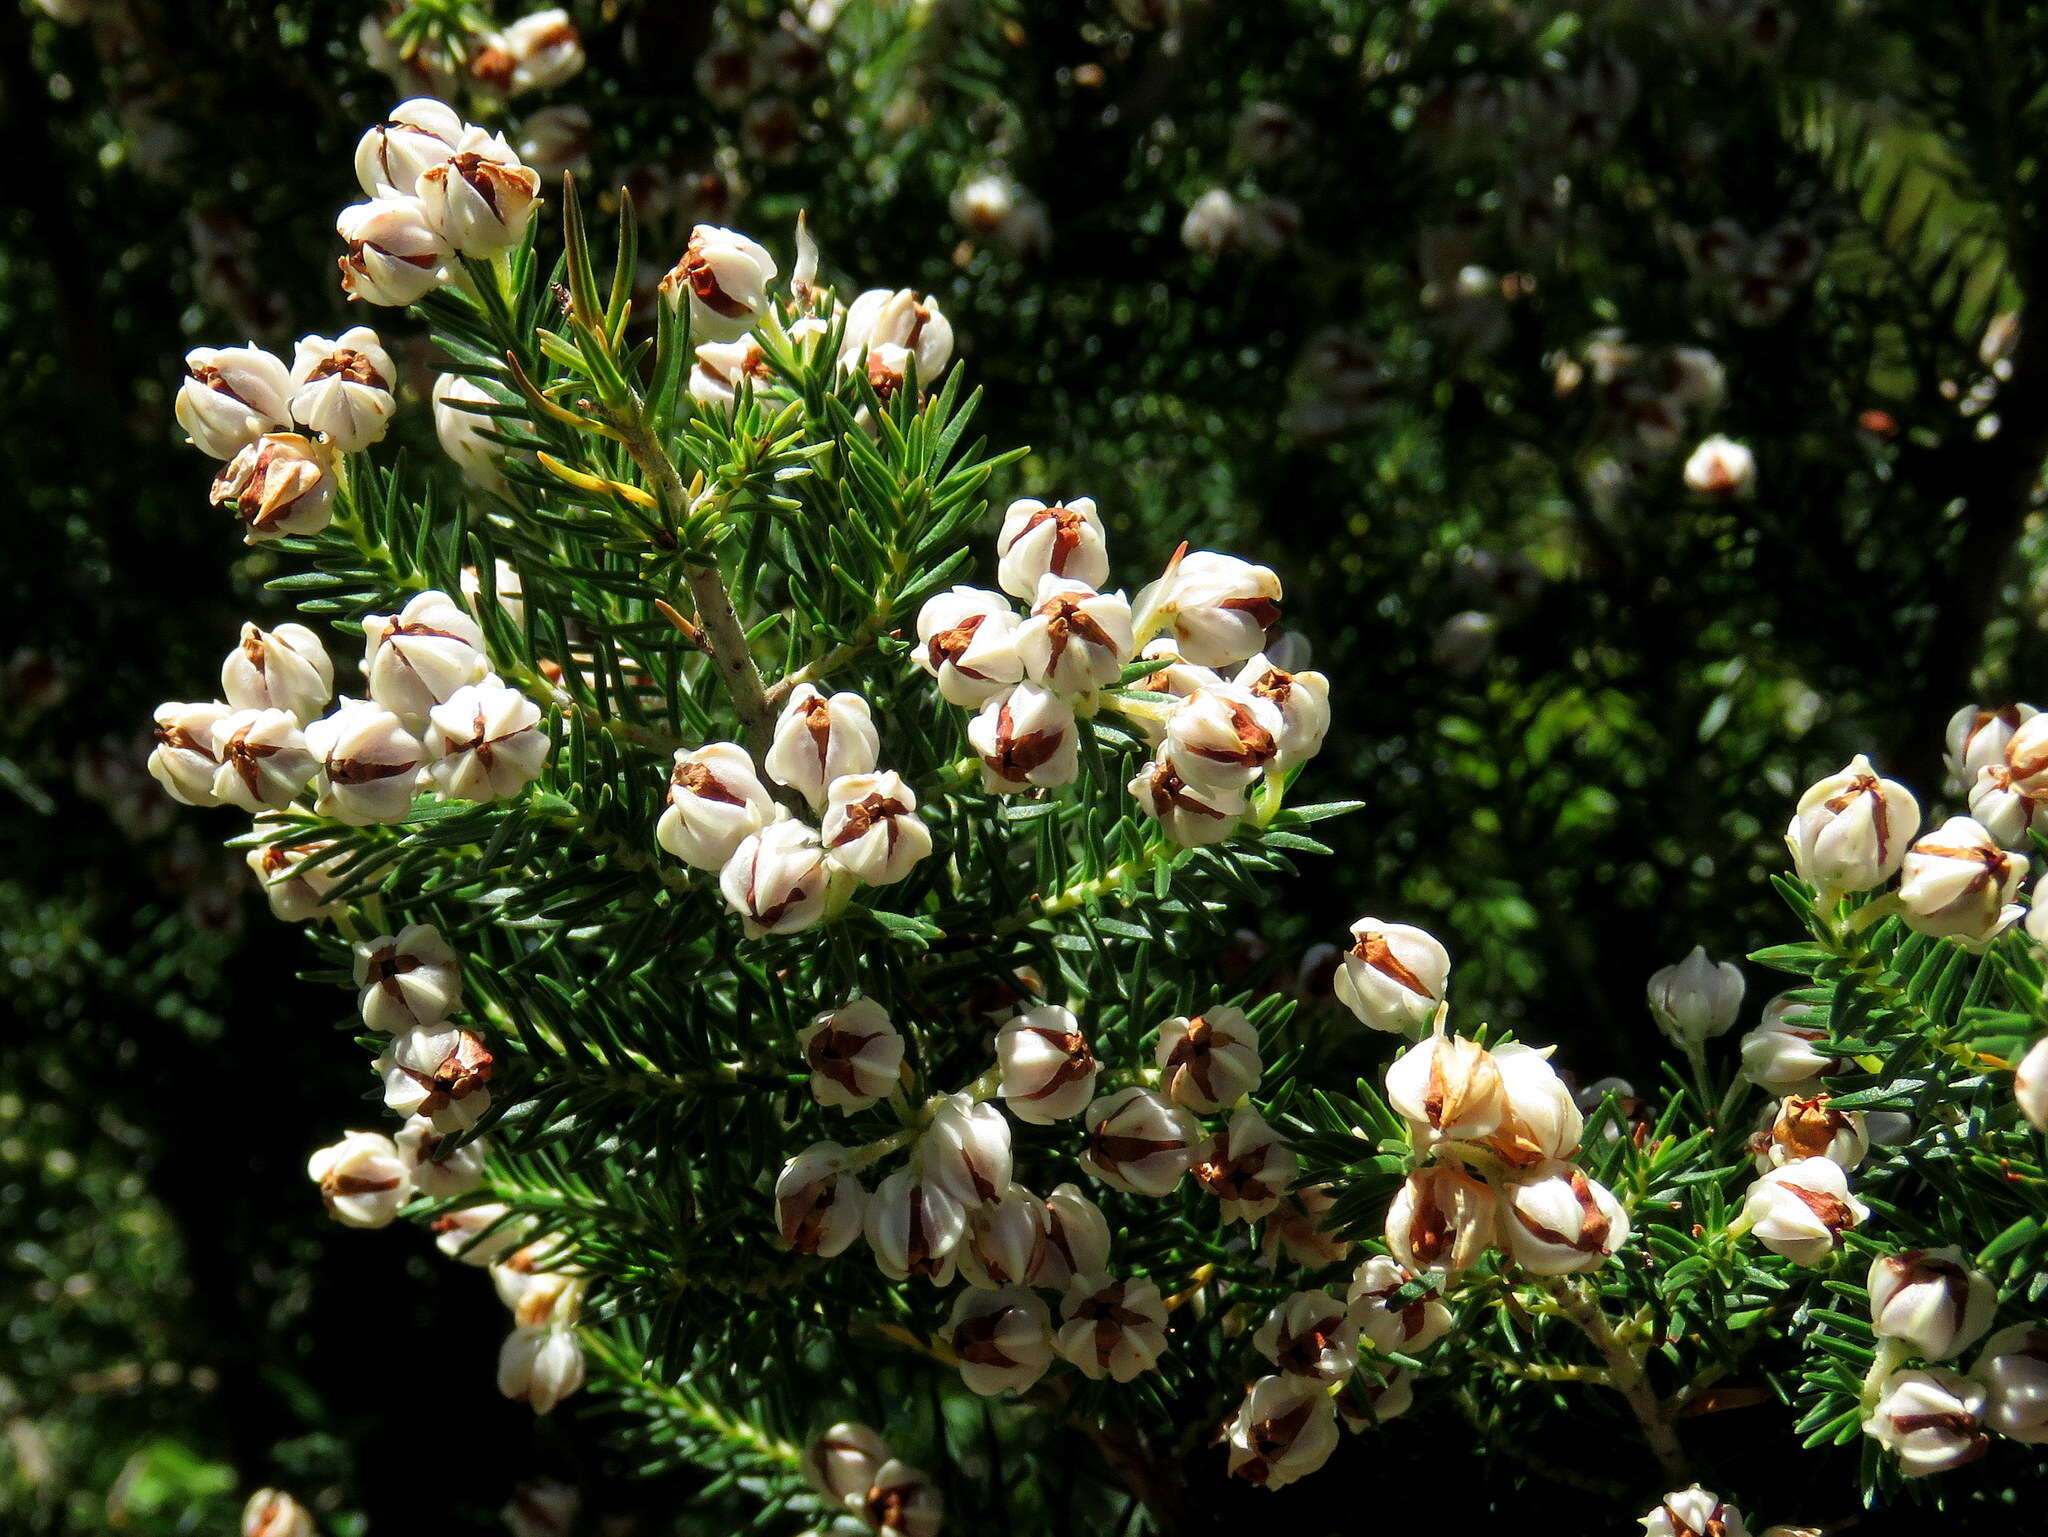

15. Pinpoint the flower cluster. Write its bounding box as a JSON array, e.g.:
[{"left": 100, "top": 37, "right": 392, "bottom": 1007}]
[
  {"left": 692, "top": 11, "right": 825, "bottom": 167},
  {"left": 800, "top": 1422, "right": 942, "bottom": 1537},
  {"left": 1681, "top": 217, "right": 1824, "bottom": 327},
  {"left": 1582, "top": 337, "right": 1727, "bottom": 461},
  {"left": 361, "top": 8, "right": 585, "bottom": 110}
]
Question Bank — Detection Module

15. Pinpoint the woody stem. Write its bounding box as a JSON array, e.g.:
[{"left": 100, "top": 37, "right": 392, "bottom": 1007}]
[{"left": 1551, "top": 1280, "right": 1690, "bottom": 1484}]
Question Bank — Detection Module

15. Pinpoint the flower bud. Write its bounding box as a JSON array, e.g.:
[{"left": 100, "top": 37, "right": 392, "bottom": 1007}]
[
  {"left": 1254, "top": 1289, "right": 1358, "bottom": 1383},
  {"left": 1033, "top": 1182, "right": 1113, "bottom": 1290},
  {"left": 1485, "top": 1042, "right": 1583, "bottom": 1166},
  {"left": 289, "top": 327, "right": 397, "bottom": 452},
  {"left": 764, "top": 683, "right": 880, "bottom": 810},
  {"left": 1385, "top": 1032, "right": 1506, "bottom": 1143},
  {"left": 841, "top": 288, "right": 955, "bottom": 387},
  {"left": 363, "top": 589, "right": 490, "bottom": 724},
  {"left": 1336, "top": 1366, "right": 1414, "bottom": 1431},
  {"left": 1057, "top": 1273, "right": 1167, "bottom": 1381},
  {"left": 1682, "top": 434, "right": 1755, "bottom": 497},
  {"left": 205, "top": 708, "right": 317, "bottom": 813},
  {"left": 1333, "top": 918, "right": 1449, "bottom": 1035},
  {"left": 1864, "top": 1369, "right": 1989, "bottom": 1476},
  {"left": 1080, "top": 1087, "right": 1199, "bottom": 1197},
  {"left": 1346, "top": 1255, "right": 1451, "bottom": 1355},
  {"left": 822, "top": 770, "right": 931, "bottom": 886},
  {"left": 947, "top": 1286, "right": 1054, "bottom": 1395},
  {"left": 1225, "top": 1374, "right": 1339, "bottom": 1489},
  {"left": 1968, "top": 765, "right": 2043, "bottom": 851},
  {"left": 1162, "top": 684, "right": 1283, "bottom": 794},
  {"left": 957, "top": 1183, "right": 1049, "bottom": 1290},
  {"left": 417, "top": 127, "right": 542, "bottom": 257},
  {"left": 1234, "top": 653, "right": 1331, "bottom": 765},
  {"left": 688, "top": 335, "right": 771, "bottom": 406},
  {"left": 432, "top": 1201, "right": 528, "bottom": 1265},
  {"left": 913, "top": 586, "right": 1025, "bottom": 706},
  {"left": 1740, "top": 994, "right": 1835, "bottom": 1092},
  {"left": 1868, "top": 1248, "right": 1996, "bottom": 1361},
  {"left": 1898, "top": 816, "right": 2028, "bottom": 945},
  {"left": 920, "top": 1093, "right": 1013, "bottom": 1207},
  {"left": 1015, "top": 576, "right": 1134, "bottom": 696},
  {"left": 865, "top": 1167, "right": 967, "bottom": 1285},
  {"left": 969, "top": 683, "right": 1078, "bottom": 792},
  {"left": 1648, "top": 946, "right": 1746, "bottom": 1047},
  {"left": 1785, "top": 754, "right": 1921, "bottom": 900},
  {"left": 148, "top": 700, "right": 233, "bottom": 806},
  {"left": 1263, "top": 1184, "right": 1352, "bottom": 1269},
  {"left": 1948, "top": 702, "right": 2036, "bottom": 785},
  {"left": 211, "top": 433, "right": 335, "bottom": 543},
  {"left": 1155, "top": 1006, "right": 1262, "bottom": 1112},
  {"left": 1128, "top": 753, "right": 1247, "bottom": 846},
  {"left": 242, "top": 1490, "right": 313, "bottom": 1537},
  {"left": 1503, "top": 1160, "right": 1630, "bottom": 1275},
  {"left": 720, "top": 819, "right": 832, "bottom": 937},
  {"left": 393, "top": 1115, "right": 487, "bottom": 1199},
  {"left": 662, "top": 225, "right": 778, "bottom": 344},
  {"left": 175, "top": 344, "right": 291, "bottom": 459},
  {"left": 797, "top": 998, "right": 903, "bottom": 1113},
  {"left": 864, "top": 1460, "right": 942, "bottom": 1537},
  {"left": 305, "top": 698, "right": 424, "bottom": 824},
  {"left": 245, "top": 834, "right": 347, "bottom": 922},
  {"left": 1385, "top": 1164, "right": 1497, "bottom": 1276},
  {"left": 995, "top": 1005, "right": 1099, "bottom": 1123},
  {"left": 1749, "top": 1093, "right": 1867, "bottom": 1172},
  {"left": 354, "top": 98, "right": 463, "bottom": 197},
  {"left": 222, "top": 622, "right": 333, "bottom": 725},
  {"left": 487, "top": 10, "right": 584, "bottom": 96},
  {"left": 337, "top": 196, "right": 451, "bottom": 306},
  {"left": 1975, "top": 1323, "right": 2048, "bottom": 1442},
  {"left": 432, "top": 373, "right": 511, "bottom": 492},
  {"left": 307, "top": 1129, "right": 411, "bottom": 1227},
  {"left": 657, "top": 742, "right": 775, "bottom": 869},
  {"left": 801, "top": 1422, "right": 890, "bottom": 1510},
  {"left": 1639, "top": 1487, "right": 1751, "bottom": 1537},
  {"left": 426, "top": 679, "right": 550, "bottom": 802},
  {"left": 774, "top": 1142, "right": 867, "bottom": 1257},
  {"left": 376, "top": 1025, "right": 494, "bottom": 1132},
  {"left": 497, "top": 1323, "right": 585, "bottom": 1414},
  {"left": 995, "top": 497, "right": 1110, "bottom": 601},
  {"left": 2016, "top": 1034, "right": 2048, "bottom": 1132},
  {"left": 1133, "top": 551, "right": 1283, "bottom": 669},
  {"left": 1739, "top": 1157, "right": 1867, "bottom": 1266},
  {"left": 355, "top": 922, "right": 461, "bottom": 1033},
  {"left": 1192, "top": 1107, "right": 1300, "bottom": 1224}
]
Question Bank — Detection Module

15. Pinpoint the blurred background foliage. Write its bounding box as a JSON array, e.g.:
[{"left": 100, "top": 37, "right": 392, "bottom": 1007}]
[{"left": 7, "top": 0, "right": 2048, "bottom": 1529}]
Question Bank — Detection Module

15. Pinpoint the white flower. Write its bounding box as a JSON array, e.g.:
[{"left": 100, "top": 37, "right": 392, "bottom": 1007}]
[
  {"left": 1333, "top": 918, "right": 1450, "bottom": 1034},
  {"left": 375, "top": 1025, "right": 494, "bottom": 1132},
  {"left": 919, "top": 1093, "right": 1013, "bottom": 1208},
  {"left": 1739, "top": 994, "right": 1834, "bottom": 1092},
  {"left": 1181, "top": 187, "right": 1243, "bottom": 256},
  {"left": 1225, "top": 1374, "right": 1339, "bottom": 1489},
  {"left": 1646, "top": 946, "right": 1745, "bottom": 1046},
  {"left": 426, "top": 679, "right": 550, "bottom": 802},
  {"left": 688, "top": 335, "right": 771, "bottom": 406},
  {"left": 1154, "top": 1006, "right": 1262, "bottom": 1113},
  {"left": 1162, "top": 684, "right": 1283, "bottom": 792},
  {"left": 656, "top": 741, "right": 774, "bottom": 870},
  {"left": 354, "top": 98, "right": 464, "bottom": 197},
  {"left": 1346, "top": 1255, "right": 1451, "bottom": 1355},
  {"left": 1128, "top": 752, "right": 1247, "bottom": 846},
  {"left": 1191, "top": 1107, "right": 1299, "bottom": 1224},
  {"left": 417, "top": 127, "right": 543, "bottom": 256},
  {"left": 1253, "top": 1289, "right": 1357, "bottom": 1383},
  {"left": 797, "top": 998, "right": 902, "bottom": 1112},
  {"left": 1975, "top": 1323, "right": 2048, "bottom": 1443},
  {"left": 1868, "top": 1248, "right": 1997, "bottom": 1361},
  {"left": 1233, "top": 653, "right": 1331, "bottom": 765},
  {"left": 147, "top": 700, "right": 233, "bottom": 806},
  {"left": 289, "top": 327, "right": 397, "bottom": 452},
  {"left": 2017, "top": 1034, "right": 2048, "bottom": 1132},
  {"left": 1488, "top": 1042, "right": 1584, "bottom": 1166},
  {"left": 209, "top": 433, "right": 335, "bottom": 543},
  {"left": 241, "top": 1489, "right": 314, "bottom": 1537},
  {"left": 913, "top": 586, "right": 1024, "bottom": 706},
  {"left": 947, "top": 1287, "right": 1054, "bottom": 1395},
  {"left": 951, "top": 171, "right": 1016, "bottom": 234},
  {"left": 994, "top": 1005, "right": 1099, "bottom": 1123},
  {"left": 500, "top": 1480, "right": 578, "bottom": 1537},
  {"left": 305, "top": 698, "right": 423, "bottom": 825},
  {"left": 720, "top": 819, "right": 832, "bottom": 937},
  {"left": 864, "top": 1167, "right": 966, "bottom": 1285},
  {"left": 1739, "top": 1157, "right": 1867, "bottom": 1266},
  {"left": 497, "top": 1324, "right": 585, "bottom": 1414},
  {"left": 1056, "top": 1273, "right": 1167, "bottom": 1381},
  {"left": 764, "top": 683, "right": 879, "bottom": 810},
  {"left": 994, "top": 497, "right": 1109, "bottom": 601},
  {"left": 863, "top": 1460, "right": 943, "bottom": 1537},
  {"left": 1015, "top": 576, "right": 1133, "bottom": 696},
  {"left": 968, "top": 683, "right": 1078, "bottom": 792},
  {"left": 840, "top": 287, "right": 955, "bottom": 386},
  {"left": 821, "top": 770, "right": 931, "bottom": 886},
  {"left": 354, "top": 923, "right": 461, "bottom": 1034},
  {"left": 1336, "top": 1367, "right": 1414, "bottom": 1431},
  {"left": 1785, "top": 754, "right": 1921, "bottom": 900},
  {"left": 307, "top": 1130, "right": 412, "bottom": 1227},
  {"left": 1945, "top": 703, "right": 2037, "bottom": 785},
  {"left": 174, "top": 344, "right": 291, "bottom": 459},
  {"left": 205, "top": 707, "right": 317, "bottom": 813},
  {"left": 1384, "top": 1032, "right": 1506, "bottom": 1143},
  {"left": 489, "top": 10, "right": 584, "bottom": 96},
  {"left": 661, "top": 225, "right": 778, "bottom": 344},
  {"left": 362, "top": 589, "right": 490, "bottom": 724},
  {"left": 1864, "top": 1369, "right": 1989, "bottom": 1477},
  {"left": 801, "top": 1422, "right": 891, "bottom": 1510},
  {"left": 1968, "top": 765, "right": 2043, "bottom": 851},
  {"left": 1502, "top": 1161, "right": 1630, "bottom": 1274},
  {"left": 1639, "top": 1487, "right": 1751, "bottom": 1537},
  {"left": 337, "top": 196, "right": 452, "bottom": 306},
  {"left": 515, "top": 104, "right": 593, "bottom": 180},
  {"left": 432, "top": 374, "right": 511, "bottom": 492},
  {"left": 1385, "top": 1165, "right": 1498, "bottom": 1277},
  {"left": 431, "top": 1201, "right": 528, "bottom": 1265},
  {"left": 1682, "top": 434, "right": 1755, "bottom": 496},
  {"left": 1898, "top": 816, "right": 2027, "bottom": 946},
  {"left": 2006, "top": 716, "right": 2048, "bottom": 800},
  {"left": 222, "top": 622, "right": 333, "bottom": 725},
  {"left": 393, "top": 1115, "right": 487, "bottom": 1199},
  {"left": 956, "top": 1183, "right": 1049, "bottom": 1290},
  {"left": 244, "top": 834, "right": 347, "bottom": 922},
  {"left": 1032, "top": 1182, "right": 1112, "bottom": 1290},
  {"left": 1133, "top": 550, "right": 1283, "bottom": 668},
  {"left": 774, "top": 1142, "right": 866, "bottom": 1257},
  {"left": 1748, "top": 1093, "right": 1868, "bottom": 1172},
  {"left": 1078, "top": 1087, "right": 1198, "bottom": 1197}
]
